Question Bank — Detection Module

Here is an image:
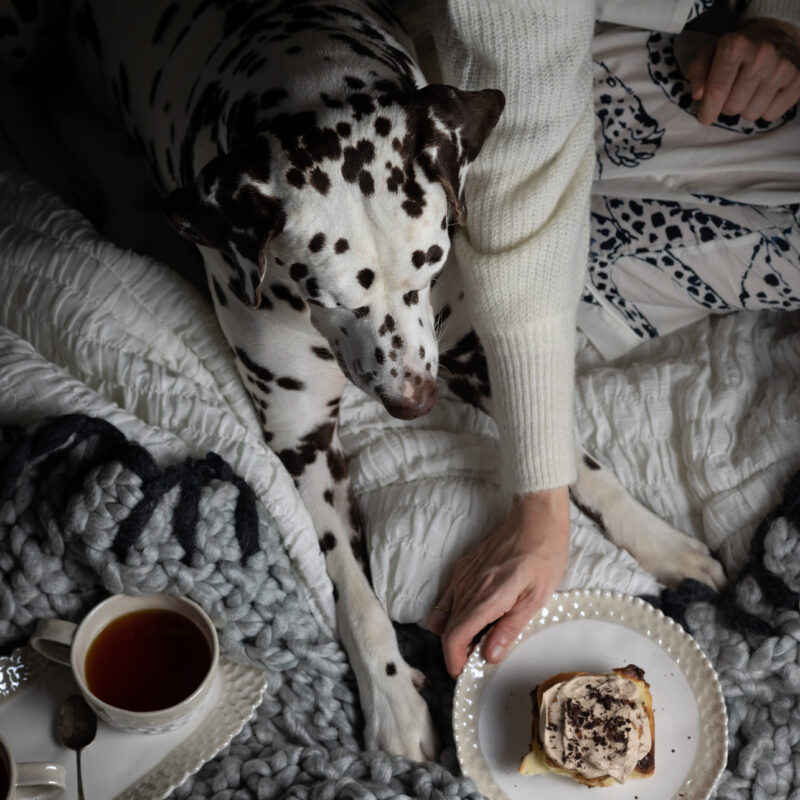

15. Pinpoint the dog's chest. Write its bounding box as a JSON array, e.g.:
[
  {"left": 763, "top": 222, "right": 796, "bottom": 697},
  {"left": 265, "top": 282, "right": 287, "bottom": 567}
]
[{"left": 69, "top": 1, "right": 422, "bottom": 195}]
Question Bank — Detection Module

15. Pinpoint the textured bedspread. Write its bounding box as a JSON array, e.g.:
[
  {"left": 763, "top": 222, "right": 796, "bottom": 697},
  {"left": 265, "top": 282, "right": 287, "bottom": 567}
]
[{"left": 1, "top": 170, "right": 800, "bottom": 798}]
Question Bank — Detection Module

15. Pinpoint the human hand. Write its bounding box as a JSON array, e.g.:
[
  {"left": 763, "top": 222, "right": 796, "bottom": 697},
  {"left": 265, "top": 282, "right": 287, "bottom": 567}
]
[
  {"left": 427, "top": 486, "right": 570, "bottom": 677},
  {"left": 687, "top": 18, "right": 800, "bottom": 125}
]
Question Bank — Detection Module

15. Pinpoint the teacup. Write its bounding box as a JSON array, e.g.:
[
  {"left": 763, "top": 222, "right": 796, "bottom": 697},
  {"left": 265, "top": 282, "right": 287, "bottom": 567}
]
[
  {"left": 0, "top": 735, "right": 65, "bottom": 800},
  {"left": 31, "top": 594, "right": 219, "bottom": 734}
]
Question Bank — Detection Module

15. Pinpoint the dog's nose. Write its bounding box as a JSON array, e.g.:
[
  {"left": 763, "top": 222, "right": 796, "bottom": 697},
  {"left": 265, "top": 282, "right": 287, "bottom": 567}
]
[{"left": 382, "top": 377, "right": 438, "bottom": 420}]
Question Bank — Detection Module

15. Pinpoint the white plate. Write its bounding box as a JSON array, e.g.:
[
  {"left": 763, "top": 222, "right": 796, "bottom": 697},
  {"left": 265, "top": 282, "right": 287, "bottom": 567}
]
[
  {"left": 0, "top": 644, "right": 267, "bottom": 800},
  {"left": 454, "top": 589, "right": 727, "bottom": 800}
]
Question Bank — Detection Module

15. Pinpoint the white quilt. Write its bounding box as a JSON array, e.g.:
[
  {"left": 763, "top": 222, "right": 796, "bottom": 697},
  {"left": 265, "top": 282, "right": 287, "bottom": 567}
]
[{"left": 1, "top": 170, "right": 799, "bottom": 629}]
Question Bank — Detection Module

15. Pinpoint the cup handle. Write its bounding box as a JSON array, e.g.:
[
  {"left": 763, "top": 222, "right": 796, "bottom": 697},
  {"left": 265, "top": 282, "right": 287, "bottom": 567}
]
[
  {"left": 15, "top": 763, "right": 66, "bottom": 800},
  {"left": 29, "top": 620, "right": 77, "bottom": 666}
]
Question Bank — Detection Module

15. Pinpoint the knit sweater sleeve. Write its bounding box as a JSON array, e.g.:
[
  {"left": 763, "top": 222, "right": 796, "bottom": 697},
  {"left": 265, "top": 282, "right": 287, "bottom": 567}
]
[{"left": 432, "top": 1, "right": 596, "bottom": 493}]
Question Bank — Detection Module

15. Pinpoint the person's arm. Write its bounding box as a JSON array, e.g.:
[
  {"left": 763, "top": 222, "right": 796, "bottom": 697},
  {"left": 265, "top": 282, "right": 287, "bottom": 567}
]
[
  {"left": 428, "top": 0, "right": 595, "bottom": 677},
  {"left": 688, "top": 1, "right": 800, "bottom": 124}
]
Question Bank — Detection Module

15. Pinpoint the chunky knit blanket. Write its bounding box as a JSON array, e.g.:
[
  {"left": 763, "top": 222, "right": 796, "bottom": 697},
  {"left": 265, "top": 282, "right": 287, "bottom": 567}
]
[
  {"left": 0, "top": 413, "right": 469, "bottom": 799},
  {"left": 650, "top": 466, "right": 800, "bottom": 800},
  {"left": 3, "top": 411, "right": 800, "bottom": 799}
]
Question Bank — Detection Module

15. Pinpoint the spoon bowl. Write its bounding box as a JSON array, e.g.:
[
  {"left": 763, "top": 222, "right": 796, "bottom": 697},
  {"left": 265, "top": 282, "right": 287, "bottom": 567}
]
[{"left": 58, "top": 694, "right": 97, "bottom": 800}]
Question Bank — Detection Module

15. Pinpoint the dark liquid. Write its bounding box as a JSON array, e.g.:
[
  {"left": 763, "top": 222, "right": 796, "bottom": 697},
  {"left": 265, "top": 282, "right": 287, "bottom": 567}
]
[
  {"left": 85, "top": 609, "right": 211, "bottom": 712},
  {"left": 0, "top": 755, "right": 9, "bottom": 799}
]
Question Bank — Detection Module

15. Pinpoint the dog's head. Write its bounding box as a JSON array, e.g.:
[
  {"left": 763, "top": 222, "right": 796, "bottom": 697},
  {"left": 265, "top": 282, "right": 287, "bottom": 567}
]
[{"left": 165, "top": 84, "right": 504, "bottom": 419}]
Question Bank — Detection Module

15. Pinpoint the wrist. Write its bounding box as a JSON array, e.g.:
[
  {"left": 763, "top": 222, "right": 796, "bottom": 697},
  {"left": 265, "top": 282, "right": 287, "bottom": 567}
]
[{"left": 512, "top": 486, "right": 571, "bottom": 538}]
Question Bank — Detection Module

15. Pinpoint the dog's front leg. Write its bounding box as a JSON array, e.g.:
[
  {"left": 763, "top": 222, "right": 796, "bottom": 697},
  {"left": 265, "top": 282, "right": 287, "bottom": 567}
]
[
  {"left": 217, "top": 298, "right": 438, "bottom": 759},
  {"left": 571, "top": 448, "right": 727, "bottom": 590}
]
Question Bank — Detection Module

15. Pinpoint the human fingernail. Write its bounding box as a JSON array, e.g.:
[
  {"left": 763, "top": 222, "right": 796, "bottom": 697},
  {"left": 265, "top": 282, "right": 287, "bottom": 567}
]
[{"left": 486, "top": 640, "right": 508, "bottom": 662}]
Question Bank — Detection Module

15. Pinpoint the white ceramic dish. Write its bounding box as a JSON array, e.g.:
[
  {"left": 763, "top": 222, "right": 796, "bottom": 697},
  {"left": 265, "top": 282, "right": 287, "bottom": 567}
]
[
  {"left": 454, "top": 589, "right": 727, "bottom": 800},
  {"left": 0, "top": 644, "right": 267, "bottom": 800}
]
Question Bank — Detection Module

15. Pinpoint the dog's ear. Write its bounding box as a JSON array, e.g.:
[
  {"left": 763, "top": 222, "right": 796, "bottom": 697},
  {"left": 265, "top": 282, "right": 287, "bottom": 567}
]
[
  {"left": 163, "top": 138, "right": 285, "bottom": 307},
  {"left": 405, "top": 85, "right": 504, "bottom": 226}
]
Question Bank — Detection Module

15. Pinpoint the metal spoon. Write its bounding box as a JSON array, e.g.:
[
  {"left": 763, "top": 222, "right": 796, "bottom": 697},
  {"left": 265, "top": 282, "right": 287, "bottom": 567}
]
[{"left": 57, "top": 693, "right": 97, "bottom": 800}]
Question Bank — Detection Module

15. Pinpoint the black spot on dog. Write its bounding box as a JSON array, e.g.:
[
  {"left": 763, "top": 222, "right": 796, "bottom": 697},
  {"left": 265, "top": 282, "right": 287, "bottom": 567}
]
[
  {"left": 375, "top": 347, "right": 385, "bottom": 364},
  {"left": 358, "top": 170, "right": 374, "bottom": 195},
  {"left": 353, "top": 306, "right": 370, "bottom": 318},
  {"left": 312, "top": 345, "right": 335, "bottom": 360},
  {"left": 378, "top": 314, "right": 395, "bottom": 335},
  {"left": 290, "top": 263, "right": 309, "bottom": 281},
  {"left": 277, "top": 376, "right": 305, "bottom": 390},
  {"left": 310, "top": 167, "right": 330, "bottom": 194},
  {"left": 357, "top": 269, "right": 375, "bottom": 289},
  {"left": 341, "top": 140, "right": 376, "bottom": 183},
  {"left": 583, "top": 454, "right": 601, "bottom": 471},
  {"left": 386, "top": 662, "right": 397, "bottom": 676},
  {"left": 277, "top": 421, "right": 336, "bottom": 477},
  {"left": 571, "top": 493, "right": 607, "bottom": 534},
  {"left": 402, "top": 199, "right": 424, "bottom": 217},
  {"left": 286, "top": 44, "right": 302, "bottom": 55},
  {"left": 270, "top": 283, "right": 306, "bottom": 311},
  {"left": 305, "top": 278, "right": 319, "bottom": 298},
  {"left": 323, "top": 489, "right": 335, "bottom": 505},
  {"left": 391, "top": 334, "right": 403, "bottom": 349},
  {"left": 286, "top": 168, "right": 305, "bottom": 187},
  {"left": 336, "top": 121, "right": 351, "bottom": 138},
  {"left": 347, "top": 92, "right": 375, "bottom": 119},
  {"left": 309, "top": 232, "right": 326, "bottom": 252},
  {"left": 320, "top": 92, "right": 343, "bottom": 109},
  {"left": 412, "top": 250, "right": 426, "bottom": 268},
  {"left": 335, "top": 238, "right": 350, "bottom": 254},
  {"left": 305, "top": 127, "right": 342, "bottom": 162},
  {"left": 427, "top": 245, "right": 443, "bottom": 264},
  {"left": 375, "top": 117, "right": 391, "bottom": 136},
  {"left": 235, "top": 346, "right": 274, "bottom": 383},
  {"left": 320, "top": 532, "right": 337, "bottom": 553},
  {"left": 288, "top": 149, "right": 312, "bottom": 173},
  {"left": 403, "top": 290, "right": 418, "bottom": 306},
  {"left": 386, "top": 165, "right": 404, "bottom": 193},
  {"left": 345, "top": 75, "right": 365, "bottom": 89},
  {"left": 212, "top": 277, "right": 228, "bottom": 307},
  {"left": 327, "top": 448, "right": 348, "bottom": 481}
]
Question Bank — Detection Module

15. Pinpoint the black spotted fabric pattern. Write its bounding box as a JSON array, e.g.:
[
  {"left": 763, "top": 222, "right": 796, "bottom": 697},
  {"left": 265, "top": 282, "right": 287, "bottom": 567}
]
[{"left": 581, "top": 23, "right": 800, "bottom": 358}]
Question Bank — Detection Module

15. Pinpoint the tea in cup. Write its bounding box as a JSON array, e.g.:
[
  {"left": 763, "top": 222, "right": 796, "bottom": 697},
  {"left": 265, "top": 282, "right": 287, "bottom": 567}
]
[
  {"left": 31, "top": 594, "right": 219, "bottom": 734},
  {"left": 0, "top": 735, "right": 65, "bottom": 800}
]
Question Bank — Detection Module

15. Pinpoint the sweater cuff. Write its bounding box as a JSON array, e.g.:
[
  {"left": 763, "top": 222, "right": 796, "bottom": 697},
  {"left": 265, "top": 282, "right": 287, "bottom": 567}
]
[
  {"left": 741, "top": 0, "right": 800, "bottom": 26},
  {"left": 480, "top": 317, "right": 577, "bottom": 495}
]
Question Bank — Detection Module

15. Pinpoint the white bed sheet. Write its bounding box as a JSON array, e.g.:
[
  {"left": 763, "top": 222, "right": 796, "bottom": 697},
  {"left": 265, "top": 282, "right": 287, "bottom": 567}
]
[{"left": 1, "top": 170, "right": 799, "bottom": 629}]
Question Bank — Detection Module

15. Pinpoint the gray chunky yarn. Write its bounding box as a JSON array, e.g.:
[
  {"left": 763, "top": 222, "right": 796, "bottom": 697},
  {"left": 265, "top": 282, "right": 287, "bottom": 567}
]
[
  {"left": 653, "top": 469, "right": 800, "bottom": 800},
  {"left": 0, "top": 415, "right": 477, "bottom": 800}
]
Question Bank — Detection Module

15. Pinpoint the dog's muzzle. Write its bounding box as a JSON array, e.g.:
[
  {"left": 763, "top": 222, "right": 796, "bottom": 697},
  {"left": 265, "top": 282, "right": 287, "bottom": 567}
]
[{"left": 382, "top": 377, "right": 438, "bottom": 420}]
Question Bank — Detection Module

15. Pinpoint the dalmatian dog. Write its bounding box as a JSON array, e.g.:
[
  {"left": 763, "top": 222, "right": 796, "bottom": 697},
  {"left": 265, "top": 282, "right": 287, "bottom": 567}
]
[{"left": 1, "top": 0, "right": 726, "bottom": 761}]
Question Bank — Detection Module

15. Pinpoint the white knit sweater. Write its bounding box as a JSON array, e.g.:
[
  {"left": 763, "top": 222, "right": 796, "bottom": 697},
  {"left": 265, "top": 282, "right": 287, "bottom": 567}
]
[
  {"left": 433, "top": 1, "right": 596, "bottom": 493},
  {"left": 432, "top": 0, "right": 799, "bottom": 496}
]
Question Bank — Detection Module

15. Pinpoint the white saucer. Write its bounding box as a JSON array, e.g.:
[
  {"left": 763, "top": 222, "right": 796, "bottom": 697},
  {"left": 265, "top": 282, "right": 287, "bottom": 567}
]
[{"left": 0, "top": 644, "right": 267, "bottom": 800}]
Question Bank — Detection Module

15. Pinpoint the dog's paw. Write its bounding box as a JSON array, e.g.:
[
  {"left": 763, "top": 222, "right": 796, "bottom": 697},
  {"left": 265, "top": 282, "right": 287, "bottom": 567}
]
[
  {"left": 639, "top": 527, "right": 727, "bottom": 592},
  {"left": 361, "top": 658, "right": 439, "bottom": 761}
]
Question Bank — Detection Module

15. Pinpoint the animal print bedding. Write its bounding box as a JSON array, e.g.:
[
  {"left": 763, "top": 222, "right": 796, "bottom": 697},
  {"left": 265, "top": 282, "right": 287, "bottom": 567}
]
[{"left": 581, "top": 24, "right": 800, "bottom": 359}]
